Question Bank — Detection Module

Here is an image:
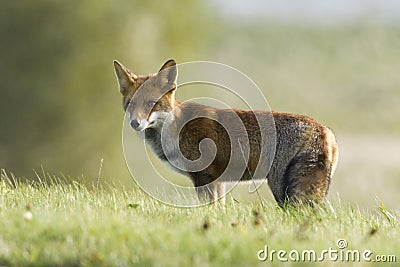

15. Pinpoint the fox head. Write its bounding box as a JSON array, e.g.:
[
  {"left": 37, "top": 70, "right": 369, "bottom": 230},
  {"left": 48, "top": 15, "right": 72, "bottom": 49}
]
[{"left": 114, "top": 59, "right": 178, "bottom": 131}]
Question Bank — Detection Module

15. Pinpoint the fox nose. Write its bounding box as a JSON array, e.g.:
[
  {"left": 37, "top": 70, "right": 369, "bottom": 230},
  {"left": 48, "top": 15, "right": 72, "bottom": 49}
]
[{"left": 130, "top": 119, "right": 140, "bottom": 130}]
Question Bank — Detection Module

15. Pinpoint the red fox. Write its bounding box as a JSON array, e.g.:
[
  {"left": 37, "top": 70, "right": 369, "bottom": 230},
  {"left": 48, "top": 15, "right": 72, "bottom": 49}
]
[{"left": 114, "top": 59, "right": 339, "bottom": 206}]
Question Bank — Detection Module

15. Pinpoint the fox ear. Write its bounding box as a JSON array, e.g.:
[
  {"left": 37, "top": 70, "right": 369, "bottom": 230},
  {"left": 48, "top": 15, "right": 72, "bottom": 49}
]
[
  {"left": 158, "top": 59, "right": 177, "bottom": 88},
  {"left": 113, "top": 60, "right": 137, "bottom": 94}
]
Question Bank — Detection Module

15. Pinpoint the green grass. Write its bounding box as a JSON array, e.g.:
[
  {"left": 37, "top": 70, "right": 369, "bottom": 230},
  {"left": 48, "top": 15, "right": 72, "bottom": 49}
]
[{"left": 0, "top": 171, "right": 398, "bottom": 267}]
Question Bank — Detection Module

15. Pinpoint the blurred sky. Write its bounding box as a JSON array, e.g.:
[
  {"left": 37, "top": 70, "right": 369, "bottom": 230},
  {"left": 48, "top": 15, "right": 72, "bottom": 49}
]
[{"left": 215, "top": 0, "right": 400, "bottom": 25}]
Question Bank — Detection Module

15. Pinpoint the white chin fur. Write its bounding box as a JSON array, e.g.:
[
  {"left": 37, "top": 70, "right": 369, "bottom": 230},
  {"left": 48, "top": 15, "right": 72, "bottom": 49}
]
[
  {"left": 136, "top": 121, "right": 149, "bottom": 131},
  {"left": 134, "top": 111, "right": 172, "bottom": 131},
  {"left": 147, "top": 111, "right": 172, "bottom": 126}
]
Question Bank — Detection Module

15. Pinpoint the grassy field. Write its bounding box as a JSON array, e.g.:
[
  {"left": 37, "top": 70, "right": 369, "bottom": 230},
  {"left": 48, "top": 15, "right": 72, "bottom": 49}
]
[
  {"left": 0, "top": 170, "right": 398, "bottom": 266},
  {"left": 1, "top": 2, "right": 399, "bottom": 266}
]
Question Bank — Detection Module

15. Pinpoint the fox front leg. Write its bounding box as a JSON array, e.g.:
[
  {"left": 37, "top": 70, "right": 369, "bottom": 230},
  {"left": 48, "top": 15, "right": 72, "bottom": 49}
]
[
  {"left": 216, "top": 182, "right": 226, "bottom": 205},
  {"left": 195, "top": 182, "right": 226, "bottom": 205}
]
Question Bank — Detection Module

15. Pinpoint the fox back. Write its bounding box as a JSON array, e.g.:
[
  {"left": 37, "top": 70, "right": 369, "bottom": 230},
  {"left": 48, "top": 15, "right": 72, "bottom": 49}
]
[{"left": 114, "top": 59, "right": 339, "bottom": 206}]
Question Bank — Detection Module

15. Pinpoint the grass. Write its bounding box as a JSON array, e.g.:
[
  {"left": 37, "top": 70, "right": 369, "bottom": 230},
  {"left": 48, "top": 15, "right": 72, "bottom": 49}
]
[{"left": 0, "top": 170, "right": 398, "bottom": 267}]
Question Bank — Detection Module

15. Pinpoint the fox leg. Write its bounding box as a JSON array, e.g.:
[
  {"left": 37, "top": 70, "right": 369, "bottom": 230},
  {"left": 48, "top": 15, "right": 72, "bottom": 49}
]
[
  {"left": 216, "top": 182, "right": 226, "bottom": 205},
  {"left": 195, "top": 184, "right": 215, "bottom": 203},
  {"left": 194, "top": 180, "right": 226, "bottom": 205},
  {"left": 193, "top": 173, "right": 214, "bottom": 203},
  {"left": 283, "top": 151, "right": 331, "bottom": 205}
]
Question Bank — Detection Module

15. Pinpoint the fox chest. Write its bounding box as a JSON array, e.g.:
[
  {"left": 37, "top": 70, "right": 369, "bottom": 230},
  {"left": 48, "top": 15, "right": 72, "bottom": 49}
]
[
  {"left": 144, "top": 125, "right": 208, "bottom": 160},
  {"left": 145, "top": 128, "right": 168, "bottom": 161},
  {"left": 144, "top": 127, "right": 191, "bottom": 175}
]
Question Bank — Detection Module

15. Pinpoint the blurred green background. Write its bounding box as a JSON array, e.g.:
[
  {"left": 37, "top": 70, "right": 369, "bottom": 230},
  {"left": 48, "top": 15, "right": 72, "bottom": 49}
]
[{"left": 1, "top": 0, "right": 399, "bottom": 209}]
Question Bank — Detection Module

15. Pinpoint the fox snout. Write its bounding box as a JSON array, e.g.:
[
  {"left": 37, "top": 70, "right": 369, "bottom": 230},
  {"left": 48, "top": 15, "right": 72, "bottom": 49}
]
[
  {"left": 130, "top": 119, "right": 140, "bottom": 130},
  {"left": 129, "top": 119, "right": 149, "bottom": 131}
]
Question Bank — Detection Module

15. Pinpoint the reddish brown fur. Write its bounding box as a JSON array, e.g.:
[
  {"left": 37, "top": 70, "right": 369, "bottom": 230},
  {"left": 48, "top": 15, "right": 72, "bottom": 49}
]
[{"left": 114, "top": 60, "right": 339, "bottom": 206}]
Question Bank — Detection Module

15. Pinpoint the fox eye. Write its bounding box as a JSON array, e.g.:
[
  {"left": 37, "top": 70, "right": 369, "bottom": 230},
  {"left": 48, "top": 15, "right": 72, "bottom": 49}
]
[
  {"left": 148, "top": 100, "right": 157, "bottom": 107},
  {"left": 125, "top": 101, "right": 135, "bottom": 111}
]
